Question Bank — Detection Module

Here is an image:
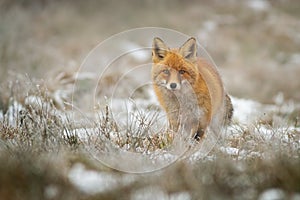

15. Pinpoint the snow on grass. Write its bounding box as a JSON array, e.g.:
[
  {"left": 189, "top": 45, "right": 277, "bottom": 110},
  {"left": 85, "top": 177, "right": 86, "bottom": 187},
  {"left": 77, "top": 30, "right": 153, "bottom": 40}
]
[
  {"left": 64, "top": 94, "right": 299, "bottom": 163},
  {"left": 68, "top": 163, "right": 135, "bottom": 195},
  {"left": 205, "top": 96, "right": 299, "bottom": 159},
  {"left": 220, "top": 146, "right": 242, "bottom": 156},
  {"left": 108, "top": 97, "right": 164, "bottom": 129},
  {"left": 65, "top": 127, "right": 100, "bottom": 141},
  {"left": 231, "top": 97, "right": 269, "bottom": 124},
  {"left": 1, "top": 78, "right": 299, "bottom": 199},
  {"left": 3, "top": 100, "right": 24, "bottom": 127},
  {"left": 68, "top": 163, "right": 117, "bottom": 194},
  {"left": 3, "top": 80, "right": 298, "bottom": 167}
]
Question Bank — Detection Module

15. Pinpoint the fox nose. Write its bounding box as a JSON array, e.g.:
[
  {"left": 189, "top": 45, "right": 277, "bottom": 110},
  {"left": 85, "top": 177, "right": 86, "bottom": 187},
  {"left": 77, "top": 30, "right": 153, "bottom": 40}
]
[{"left": 170, "top": 83, "right": 177, "bottom": 89}]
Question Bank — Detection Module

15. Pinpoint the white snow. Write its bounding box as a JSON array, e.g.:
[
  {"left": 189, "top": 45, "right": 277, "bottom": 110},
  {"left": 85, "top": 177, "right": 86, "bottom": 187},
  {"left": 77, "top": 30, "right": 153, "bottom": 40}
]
[
  {"left": 25, "top": 95, "right": 48, "bottom": 110},
  {"left": 258, "top": 188, "right": 285, "bottom": 200},
  {"left": 121, "top": 41, "right": 149, "bottom": 62},
  {"left": 170, "top": 192, "right": 191, "bottom": 200},
  {"left": 131, "top": 187, "right": 191, "bottom": 200},
  {"left": 220, "top": 146, "right": 241, "bottom": 156},
  {"left": 68, "top": 163, "right": 122, "bottom": 194},
  {"left": 273, "top": 92, "right": 284, "bottom": 106},
  {"left": 65, "top": 128, "right": 99, "bottom": 141},
  {"left": 69, "top": 163, "right": 145, "bottom": 196},
  {"left": 202, "top": 20, "right": 217, "bottom": 32},
  {"left": 246, "top": 0, "right": 270, "bottom": 11},
  {"left": 230, "top": 96, "right": 290, "bottom": 125},
  {"left": 4, "top": 100, "right": 24, "bottom": 127},
  {"left": 0, "top": 110, "right": 3, "bottom": 122},
  {"left": 44, "top": 185, "right": 59, "bottom": 199},
  {"left": 131, "top": 186, "right": 168, "bottom": 200},
  {"left": 290, "top": 53, "right": 300, "bottom": 65},
  {"left": 254, "top": 126, "right": 300, "bottom": 150},
  {"left": 231, "top": 97, "right": 264, "bottom": 124}
]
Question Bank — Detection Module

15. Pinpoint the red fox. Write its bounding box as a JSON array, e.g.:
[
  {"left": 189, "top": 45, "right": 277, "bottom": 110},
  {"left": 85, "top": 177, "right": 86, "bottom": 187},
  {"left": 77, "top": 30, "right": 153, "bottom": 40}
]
[{"left": 151, "top": 37, "right": 233, "bottom": 141}]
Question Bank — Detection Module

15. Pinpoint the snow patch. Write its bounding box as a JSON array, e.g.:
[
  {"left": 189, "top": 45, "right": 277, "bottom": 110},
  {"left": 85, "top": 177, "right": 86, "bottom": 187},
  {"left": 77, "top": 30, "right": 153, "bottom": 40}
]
[
  {"left": 258, "top": 188, "right": 285, "bottom": 200},
  {"left": 0, "top": 110, "right": 3, "bottom": 122},
  {"left": 231, "top": 97, "right": 263, "bottom": 124},
  {"left": 220, "top": 147, "right": 240, "bottom": 156},
  {"left": 68, "top": 163, "right": 133, "bottom": 194},
  {"left": 290, "top": 53, "right": 300, "bottom": 65},
  {"left": 131, "top": 186, "right": 191, "bottom": 200},
  {"left": 246, "top": 0, "right": 270, "bottom": 11},
  {"left": 44, "top": 185, "right": 59, "bottom": 199},
  {"left": 121, "top": 41, "right": 149, "bottom": 62}
]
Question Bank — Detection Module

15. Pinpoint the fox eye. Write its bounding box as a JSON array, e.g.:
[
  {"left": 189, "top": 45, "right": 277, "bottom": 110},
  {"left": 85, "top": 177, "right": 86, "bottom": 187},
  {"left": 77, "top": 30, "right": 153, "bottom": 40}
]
[
  {"left": 163, "top": 69, "right": 169, "bottom": 74},
  {"left": 179, "top": 70, "right": 186, "bottom": 74},
  {"left": 158, "top": 54, "right": 165, "bottom": 59}
]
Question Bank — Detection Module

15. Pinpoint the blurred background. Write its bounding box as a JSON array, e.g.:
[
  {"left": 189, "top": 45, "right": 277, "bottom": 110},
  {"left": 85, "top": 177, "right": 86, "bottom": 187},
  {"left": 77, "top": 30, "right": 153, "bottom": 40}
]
[{"left": 1, "top": 0, "right": 300, "bottom": 104}]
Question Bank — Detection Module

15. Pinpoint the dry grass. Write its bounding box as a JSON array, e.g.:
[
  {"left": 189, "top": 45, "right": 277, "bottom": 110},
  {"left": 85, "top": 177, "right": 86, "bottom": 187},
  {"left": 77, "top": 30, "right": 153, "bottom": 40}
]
[{"left": 0, "top": 72, "right": 299, "bottom": 200}]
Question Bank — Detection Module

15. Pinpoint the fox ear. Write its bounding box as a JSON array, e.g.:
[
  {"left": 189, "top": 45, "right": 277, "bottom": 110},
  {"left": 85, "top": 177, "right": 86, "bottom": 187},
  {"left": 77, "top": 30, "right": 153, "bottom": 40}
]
[
  {"left": 179, "top": 37, "right": 197, "bottom": 62},
  {"left": 152, "top": 37, "right": 169, "bottom": 61}
]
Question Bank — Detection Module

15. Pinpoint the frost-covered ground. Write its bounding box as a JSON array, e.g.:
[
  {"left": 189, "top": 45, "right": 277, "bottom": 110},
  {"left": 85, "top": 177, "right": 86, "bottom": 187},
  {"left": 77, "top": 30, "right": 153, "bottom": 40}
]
[
  {"left": 0, "top": 78, "right": 299, "bottom": 199},
  {"left": 66, "top": 94, "right": 300, "bottom": 198}
]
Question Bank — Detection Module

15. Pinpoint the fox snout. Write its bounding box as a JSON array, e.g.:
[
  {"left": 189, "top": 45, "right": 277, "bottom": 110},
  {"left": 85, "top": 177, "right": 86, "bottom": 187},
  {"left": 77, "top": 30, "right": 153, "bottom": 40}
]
[{"left": 167, "top": 82, "right": 181, "bottom": 91}]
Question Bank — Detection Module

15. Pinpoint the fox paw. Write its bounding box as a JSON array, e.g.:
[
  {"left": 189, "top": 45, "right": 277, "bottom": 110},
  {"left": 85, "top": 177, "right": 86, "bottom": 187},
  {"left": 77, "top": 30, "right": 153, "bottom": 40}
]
[{"left": 193, "top": 129, "right": 205, "bottom": 141}]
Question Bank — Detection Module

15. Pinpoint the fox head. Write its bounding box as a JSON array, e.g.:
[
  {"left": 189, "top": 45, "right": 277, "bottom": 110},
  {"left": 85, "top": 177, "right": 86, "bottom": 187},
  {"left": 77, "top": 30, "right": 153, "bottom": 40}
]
[{"left": 151, "top": 37, "right": 198, "bottom": 91}]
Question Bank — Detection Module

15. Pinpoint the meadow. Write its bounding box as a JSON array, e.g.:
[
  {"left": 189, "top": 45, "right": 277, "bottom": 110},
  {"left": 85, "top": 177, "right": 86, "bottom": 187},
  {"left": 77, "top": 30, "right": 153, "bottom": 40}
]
[{"left": 0, "top": 1, "right": 299, "bottom": 199}]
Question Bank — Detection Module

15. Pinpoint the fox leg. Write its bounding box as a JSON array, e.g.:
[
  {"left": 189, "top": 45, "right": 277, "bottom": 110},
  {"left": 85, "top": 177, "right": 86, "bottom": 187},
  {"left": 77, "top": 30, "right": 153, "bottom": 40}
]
[
  {"left": 224, "top": 94, "right": 234, "bottom": 124},
  {"left": 192, "top": 114, "right": 209, "bottom": 141},
  {"left": 193, "top": 128, "right": 205, "bottom": 141},
  {"left": 167, "top": 110, "right": 180, "bottom": 132}
]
